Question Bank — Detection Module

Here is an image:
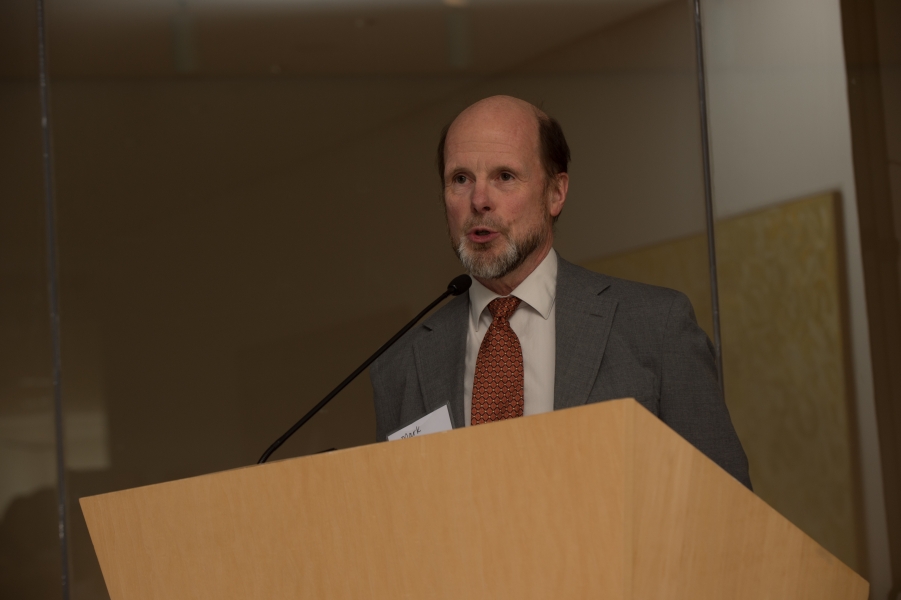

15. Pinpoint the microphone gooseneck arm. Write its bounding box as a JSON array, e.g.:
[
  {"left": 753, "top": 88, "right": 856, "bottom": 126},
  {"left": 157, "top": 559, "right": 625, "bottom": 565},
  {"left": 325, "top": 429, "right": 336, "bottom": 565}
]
[{"left": 257, "top": 274, "right": 472, "bottom": 464}]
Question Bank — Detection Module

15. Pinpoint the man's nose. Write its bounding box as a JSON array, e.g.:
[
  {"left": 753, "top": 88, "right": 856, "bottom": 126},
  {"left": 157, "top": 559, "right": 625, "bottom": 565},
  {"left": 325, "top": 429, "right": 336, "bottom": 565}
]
[{"left": 471, "top": 180, "right": 493, "bottom": 213}]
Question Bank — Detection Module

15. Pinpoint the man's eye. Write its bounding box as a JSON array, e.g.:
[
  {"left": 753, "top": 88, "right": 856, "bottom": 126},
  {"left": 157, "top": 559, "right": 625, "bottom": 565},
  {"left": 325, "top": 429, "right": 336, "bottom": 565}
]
[
  {"left": 500, "top": 172, "right": 514, "bottom": 181},
  {"left": 454, "top": 174, "right": 467, "bottom": 184}
]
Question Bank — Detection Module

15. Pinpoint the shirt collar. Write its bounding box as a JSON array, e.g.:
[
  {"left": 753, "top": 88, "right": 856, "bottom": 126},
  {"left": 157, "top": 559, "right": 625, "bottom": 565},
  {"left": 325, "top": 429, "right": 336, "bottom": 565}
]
[{"left": 468, "top": 249, "right": 558, "bottom": 331}]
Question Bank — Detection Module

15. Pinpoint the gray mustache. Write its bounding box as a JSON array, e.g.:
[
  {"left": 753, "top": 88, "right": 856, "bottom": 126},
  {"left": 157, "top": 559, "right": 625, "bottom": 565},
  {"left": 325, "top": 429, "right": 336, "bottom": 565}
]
[{"left": 462, "top": 217, "right": 507, "bottom": 233}]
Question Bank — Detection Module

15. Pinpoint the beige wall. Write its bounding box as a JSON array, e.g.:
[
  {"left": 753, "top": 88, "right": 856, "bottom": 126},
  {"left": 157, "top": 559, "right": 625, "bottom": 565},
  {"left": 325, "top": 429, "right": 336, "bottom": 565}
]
[
  {"left": 40, "top": 0, "right": 705, "bottom": 464},
  {"left": 1, "top": 3, "right": 719, "bottom": 598},
  {"left": 5, "top": 0, "right": 890, "bottom": 596},
  {"left": 701, "top": 0, "right": 892, "bottom": 595},
  {"left": 2, "top": 1, "right": 886, "bottom": 597}
]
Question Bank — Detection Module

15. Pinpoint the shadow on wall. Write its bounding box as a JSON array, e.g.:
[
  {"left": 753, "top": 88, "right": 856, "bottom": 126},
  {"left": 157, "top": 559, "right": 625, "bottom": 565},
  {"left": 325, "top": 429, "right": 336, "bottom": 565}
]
[
  {"left": 0, "top": 488, "right": 61, "bottom": 599},
  {"left": 583, "top": 192, "right": 864, "bottom": 574},
  {"left": 236, "top": 306, "right": 413, "bottom": 463}
]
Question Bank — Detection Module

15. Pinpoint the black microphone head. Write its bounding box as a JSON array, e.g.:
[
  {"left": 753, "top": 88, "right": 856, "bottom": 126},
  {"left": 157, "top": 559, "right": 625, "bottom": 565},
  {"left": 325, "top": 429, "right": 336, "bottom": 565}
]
[{"left": 447, "top": 274, "right": 472, "bottom": 296}]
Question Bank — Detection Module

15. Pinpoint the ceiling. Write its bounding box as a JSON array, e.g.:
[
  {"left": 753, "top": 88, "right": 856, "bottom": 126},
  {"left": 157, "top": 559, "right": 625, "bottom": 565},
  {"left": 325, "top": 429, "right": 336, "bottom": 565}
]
[{"left": 0, "top": 0, "right": 669, "bottom": 78}]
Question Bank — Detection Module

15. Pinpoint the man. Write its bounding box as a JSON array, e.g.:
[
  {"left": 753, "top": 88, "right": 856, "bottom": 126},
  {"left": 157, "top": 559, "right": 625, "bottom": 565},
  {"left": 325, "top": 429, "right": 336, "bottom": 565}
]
[{"left": 370, "top": 95, "right": 751, "bottom": 488}]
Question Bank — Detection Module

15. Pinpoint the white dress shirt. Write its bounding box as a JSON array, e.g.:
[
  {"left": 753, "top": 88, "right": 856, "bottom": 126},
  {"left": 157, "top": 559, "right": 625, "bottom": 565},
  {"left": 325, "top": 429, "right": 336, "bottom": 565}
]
[{"left": 463, "top": 249, "right": 557, "bottom": 425}]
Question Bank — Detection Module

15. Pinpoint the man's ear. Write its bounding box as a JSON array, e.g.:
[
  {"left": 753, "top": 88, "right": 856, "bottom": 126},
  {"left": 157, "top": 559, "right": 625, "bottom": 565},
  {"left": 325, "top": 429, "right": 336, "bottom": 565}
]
[{"left": 548, "top": 172, "right": 569, "bottom": 218}]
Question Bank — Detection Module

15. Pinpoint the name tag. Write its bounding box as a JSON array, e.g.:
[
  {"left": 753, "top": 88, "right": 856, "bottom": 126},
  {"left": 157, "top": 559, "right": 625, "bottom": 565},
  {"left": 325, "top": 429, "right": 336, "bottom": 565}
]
[{"left": 387, "top": 404, "right": 453, "bottom": 441}]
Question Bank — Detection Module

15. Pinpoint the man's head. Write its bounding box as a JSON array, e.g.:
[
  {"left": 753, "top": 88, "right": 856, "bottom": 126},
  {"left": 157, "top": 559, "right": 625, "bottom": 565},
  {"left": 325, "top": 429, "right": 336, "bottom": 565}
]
[{"left": 438, "top": 95, "right": 570, "bottom": 292}]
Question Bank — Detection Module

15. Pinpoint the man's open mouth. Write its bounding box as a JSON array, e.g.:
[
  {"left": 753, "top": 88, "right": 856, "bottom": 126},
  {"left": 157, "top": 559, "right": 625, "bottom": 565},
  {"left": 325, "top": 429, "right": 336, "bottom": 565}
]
[{"left": 467, "top": 227, "right": 500, "bottom": 243}]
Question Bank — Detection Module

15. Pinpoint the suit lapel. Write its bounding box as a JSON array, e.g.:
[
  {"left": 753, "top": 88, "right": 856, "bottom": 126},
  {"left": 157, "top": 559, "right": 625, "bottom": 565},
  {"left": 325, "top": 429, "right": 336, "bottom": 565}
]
[
  {"left": 554, "top": 259, "right": 617, "bottom": 410},
  {"left": 412, "top": 293, "right": 469, "bottom": 429}
]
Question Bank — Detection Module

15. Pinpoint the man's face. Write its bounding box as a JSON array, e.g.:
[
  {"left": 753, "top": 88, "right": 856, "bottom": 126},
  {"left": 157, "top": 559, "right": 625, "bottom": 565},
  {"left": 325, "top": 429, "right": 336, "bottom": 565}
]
[{"left": 443, "top": 100, "right": 566, "bottom": 281}]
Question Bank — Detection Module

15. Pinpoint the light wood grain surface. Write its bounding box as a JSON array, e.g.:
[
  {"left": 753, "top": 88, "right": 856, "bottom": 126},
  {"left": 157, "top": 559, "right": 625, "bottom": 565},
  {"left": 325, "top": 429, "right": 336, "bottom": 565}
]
[{"left": 81, "top": 398, "right": 867, "bottom": 599}]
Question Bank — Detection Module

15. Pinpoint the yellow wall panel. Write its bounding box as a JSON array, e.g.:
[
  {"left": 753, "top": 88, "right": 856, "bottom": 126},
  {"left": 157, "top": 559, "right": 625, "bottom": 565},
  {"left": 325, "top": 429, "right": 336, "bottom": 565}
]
[
  {"left": 581, "top": 233, "right": 714, "bottom": 338},
  {"left": 580, "top": 193, "right": 862, "bottom": 572},
  {"left": 716, "top": 194, "right": 860, "bottom": 571}
]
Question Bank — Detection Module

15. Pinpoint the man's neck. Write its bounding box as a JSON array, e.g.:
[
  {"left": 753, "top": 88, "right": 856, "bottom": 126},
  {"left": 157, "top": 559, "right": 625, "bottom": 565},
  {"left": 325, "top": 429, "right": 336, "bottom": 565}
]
[{"left": 474, "top": 241, "right": 553, "bottom": 296}]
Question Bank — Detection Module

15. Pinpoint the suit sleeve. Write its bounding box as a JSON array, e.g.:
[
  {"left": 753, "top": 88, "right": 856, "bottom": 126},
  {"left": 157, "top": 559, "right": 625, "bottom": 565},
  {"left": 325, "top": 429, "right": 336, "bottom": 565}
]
[
  {"left": 658, "top": 292, "right": 752, "bottom": 490},
  {"left": 370, "top": 358, "right": 398, "bottom": 442},
  {"left": 370, "top": 342, "right": 420, "bottom": 442}
]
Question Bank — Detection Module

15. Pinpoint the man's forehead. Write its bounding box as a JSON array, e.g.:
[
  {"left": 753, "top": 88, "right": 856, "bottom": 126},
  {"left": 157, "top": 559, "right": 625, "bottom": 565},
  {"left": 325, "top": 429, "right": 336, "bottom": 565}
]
[
  {"left": 445, "top": 102, "right": 540, "bottom": 162},
  {"left": 446, "top": 130, "right": 528, "bottom": 154},
  {"left": 450, "top": 99, "right": 537, "bottom": 137},
  {"left": 457, "top": 95, "right": 541, "bottom": 121},
  {"left": 444, "top": 144, "right": 523, "bottom": 175}
]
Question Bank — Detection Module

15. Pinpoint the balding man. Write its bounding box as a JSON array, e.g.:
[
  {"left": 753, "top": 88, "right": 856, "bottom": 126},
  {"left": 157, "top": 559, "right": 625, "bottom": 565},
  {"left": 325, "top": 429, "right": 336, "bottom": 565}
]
[{"left": 370, "top": 96, "right": 751, "bottom": 488}]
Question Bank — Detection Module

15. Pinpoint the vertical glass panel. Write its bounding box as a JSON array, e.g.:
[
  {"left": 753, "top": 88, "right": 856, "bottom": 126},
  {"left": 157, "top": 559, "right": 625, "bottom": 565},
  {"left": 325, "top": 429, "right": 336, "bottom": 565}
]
[
  {"left": 0, "top": 2, "right": 62, "bottom": 598},
  {"left": 702, "top": 0, "right": 868, "bottom": 579},
  {"left": 46, "top": 1, "right": 714, "bottom": 597}
]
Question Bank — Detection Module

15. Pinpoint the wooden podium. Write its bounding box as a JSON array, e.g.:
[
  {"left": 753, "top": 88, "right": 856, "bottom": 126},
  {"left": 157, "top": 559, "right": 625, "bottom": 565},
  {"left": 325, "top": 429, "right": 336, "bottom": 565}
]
[{"left": 81, "top": 398, "right": 868, "bottom": 599}]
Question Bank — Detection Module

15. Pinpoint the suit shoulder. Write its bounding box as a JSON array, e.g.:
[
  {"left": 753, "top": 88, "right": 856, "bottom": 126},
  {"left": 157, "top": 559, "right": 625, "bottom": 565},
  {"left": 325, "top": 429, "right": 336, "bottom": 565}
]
[
  {"left": 559, "top": 258, "right": 686, "bottom": 308},
  {"left": 372, "top": 292, "right": 469, "bottom": 372}
]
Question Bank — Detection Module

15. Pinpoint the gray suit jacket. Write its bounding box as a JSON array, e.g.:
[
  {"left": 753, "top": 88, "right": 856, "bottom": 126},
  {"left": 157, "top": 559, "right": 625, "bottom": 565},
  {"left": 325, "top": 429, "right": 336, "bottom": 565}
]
[{"left": 370, "top": 258, "right": 752, "bottom": 489}]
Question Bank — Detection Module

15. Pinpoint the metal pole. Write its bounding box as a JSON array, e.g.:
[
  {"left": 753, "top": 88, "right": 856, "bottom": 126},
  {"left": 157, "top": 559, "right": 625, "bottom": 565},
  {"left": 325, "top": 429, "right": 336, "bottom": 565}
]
[
  {"left": 35, "top": 0, "right": 70, "bottom": 597},
  {"left": 692, "top": 0, "right": 725, "bottom": 389}
]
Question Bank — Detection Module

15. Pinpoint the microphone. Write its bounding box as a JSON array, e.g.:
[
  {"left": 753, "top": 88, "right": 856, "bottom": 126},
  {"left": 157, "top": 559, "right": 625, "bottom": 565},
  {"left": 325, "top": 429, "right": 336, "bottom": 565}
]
[{"left": 257, "top": 274, "right": 472, "bottom": 464}]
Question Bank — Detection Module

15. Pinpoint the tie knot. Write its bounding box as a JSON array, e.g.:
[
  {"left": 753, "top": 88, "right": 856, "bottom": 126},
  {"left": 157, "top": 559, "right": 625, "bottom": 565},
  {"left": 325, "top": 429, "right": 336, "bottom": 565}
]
[{"left": 488, "top": 296, "right": 521, "bottom": 320}]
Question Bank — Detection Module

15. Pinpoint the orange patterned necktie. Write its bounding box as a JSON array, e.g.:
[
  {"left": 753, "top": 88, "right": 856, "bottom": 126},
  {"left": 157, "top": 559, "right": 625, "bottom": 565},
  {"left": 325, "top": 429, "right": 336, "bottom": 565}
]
[{"left": 471, "top": 296, "right": 524, "bottom": 425}]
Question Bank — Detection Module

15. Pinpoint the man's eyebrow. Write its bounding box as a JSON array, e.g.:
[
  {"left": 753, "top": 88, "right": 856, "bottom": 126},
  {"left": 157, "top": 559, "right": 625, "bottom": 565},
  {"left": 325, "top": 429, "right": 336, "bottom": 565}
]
[
  {"left": 444, "top": 163, "right": 523, "bottom": 176},
  {"left": 444, "top": 165, "right": 469, "bottom": 177}
]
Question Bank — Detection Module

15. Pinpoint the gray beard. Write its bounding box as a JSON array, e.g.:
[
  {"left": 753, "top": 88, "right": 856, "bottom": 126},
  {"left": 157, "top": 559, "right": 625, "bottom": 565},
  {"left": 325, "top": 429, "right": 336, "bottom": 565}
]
[{"left": 455, "top": 225, "right": 546, "bottom": 280}]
